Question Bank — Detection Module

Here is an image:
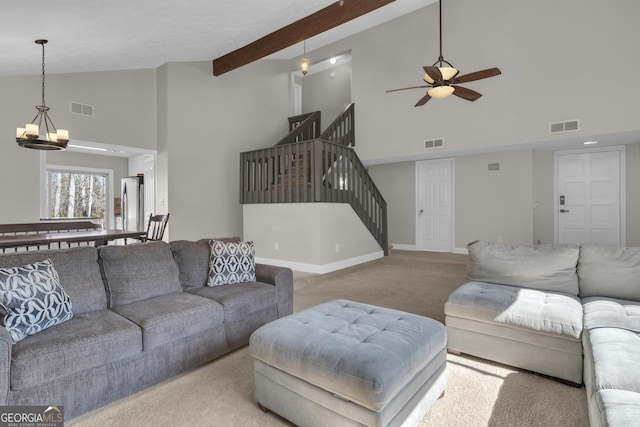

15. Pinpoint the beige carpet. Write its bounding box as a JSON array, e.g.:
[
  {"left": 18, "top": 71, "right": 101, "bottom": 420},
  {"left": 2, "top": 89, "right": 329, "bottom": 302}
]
[{"left": 68, "top": 250, "right": 589, "bottom": 426}]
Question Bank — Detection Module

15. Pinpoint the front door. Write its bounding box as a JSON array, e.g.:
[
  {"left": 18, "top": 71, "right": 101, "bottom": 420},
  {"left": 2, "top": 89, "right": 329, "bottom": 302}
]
[
  {"left": 555, "top": 147, "right": 625, "bottom": 246},
  {"left": 416, "top": 159, "right": 453, "bottom": 251}
]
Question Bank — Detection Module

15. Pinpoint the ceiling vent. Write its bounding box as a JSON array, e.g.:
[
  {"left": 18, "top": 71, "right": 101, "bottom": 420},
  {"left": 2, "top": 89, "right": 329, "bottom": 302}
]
[
  {"left": 424, "top": 138, "right": 444, "bottom": 149},
  {"left": 70, "top": 102, "right": 94, "bottom": 117},
  {"left": 549, "top": 119, "right": 579, "bottom": 133}
]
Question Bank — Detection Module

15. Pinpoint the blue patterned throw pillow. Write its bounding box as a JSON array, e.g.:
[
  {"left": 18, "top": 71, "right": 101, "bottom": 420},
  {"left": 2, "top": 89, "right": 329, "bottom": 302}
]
[
  {"left": 0, "top": 259, "right": 73, "bottom": 343},
  {"left": 207, "top": 240, "right": 256, "bottom": 286}
]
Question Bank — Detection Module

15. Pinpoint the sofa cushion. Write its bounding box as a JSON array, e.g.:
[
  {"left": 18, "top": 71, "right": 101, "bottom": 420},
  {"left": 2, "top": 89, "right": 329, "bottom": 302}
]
[
  {"left": 585, "top": 327, "right": 640, "bottom": 394},
  {"left": 170, "top": 238, "right": 241, "bottom": 288},
  {"left": 110, "top": 292, "right": 223, "bottom": 351},
  {"left": 0, "top": 246, "right": 106, "bottom": 314},
  {"left": 10, "top": 309, "right": 141, "bottom": 390},
  {"left": 467, "top": 241, "right": 580, "bottom": 295},
  {"left": 207, "top": 240, "right": 256, "bottom": 286},
  {"left": 445, "top": 281, "right": 583, "bottom": 339},
  {"left": 595, "top": 389, "right": 640, "bottom": 427},
  {"left": 99, "top": 242, "right": 181, "bottom": 307},
  {"left": 186, "top": 281, "right": 276, "bottom": 323},
  {"left": 0, "top": 259, "right": 73, "bottom": 342},
  {"left": 582, "top": 297, "right": 640, "bottom": 332},
  {"left": 578, "top": 244, "right": 640, "bottom": 300}
]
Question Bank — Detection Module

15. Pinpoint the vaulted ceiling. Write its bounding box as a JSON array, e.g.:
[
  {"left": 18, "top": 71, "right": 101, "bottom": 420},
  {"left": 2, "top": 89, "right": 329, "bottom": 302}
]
[{"left": 0, "top": 0, "right": 434, "bottom": 77}]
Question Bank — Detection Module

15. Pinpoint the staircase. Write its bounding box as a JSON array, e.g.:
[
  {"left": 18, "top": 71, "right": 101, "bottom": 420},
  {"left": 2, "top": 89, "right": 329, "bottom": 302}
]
[{"left": 240, "top": 103, "right": 388, "bottom": 256}]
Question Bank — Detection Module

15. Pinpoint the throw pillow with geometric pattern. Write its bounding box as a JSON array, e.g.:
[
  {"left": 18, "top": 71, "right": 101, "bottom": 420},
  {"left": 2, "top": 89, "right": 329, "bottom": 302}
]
[
  {"left": 0, "top": 259, "right": 74, "bottom": 343},
  {"left": 207, "top": 240, "right": 256, "bottom": 286}
]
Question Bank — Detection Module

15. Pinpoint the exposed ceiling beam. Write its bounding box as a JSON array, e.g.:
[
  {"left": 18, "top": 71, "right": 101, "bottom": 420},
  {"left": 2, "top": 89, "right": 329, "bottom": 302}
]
[{"left": 212, "top": 0, "right": 396, "bottom": 76}]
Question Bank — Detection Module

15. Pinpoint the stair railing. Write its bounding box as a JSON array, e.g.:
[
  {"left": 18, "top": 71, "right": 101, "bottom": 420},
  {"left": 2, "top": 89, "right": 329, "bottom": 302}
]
[
  {"left": 320, "top": 103, "right": 355, "bottom": 147},
  {"left": 274, "top": 111, "right": 321, "bottom": 146},
  {"left": 240, "top": 138, "right": 388, "bottom": 255}
]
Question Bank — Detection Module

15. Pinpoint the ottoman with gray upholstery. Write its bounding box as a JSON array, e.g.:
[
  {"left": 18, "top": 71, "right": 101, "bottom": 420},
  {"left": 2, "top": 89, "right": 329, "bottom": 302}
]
[{"left": 249, "top": 299, "right": 446, "bottom": 427}]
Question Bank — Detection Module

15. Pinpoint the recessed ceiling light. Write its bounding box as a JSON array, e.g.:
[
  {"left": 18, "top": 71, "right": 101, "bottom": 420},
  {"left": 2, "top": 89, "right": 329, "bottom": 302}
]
[
  {"left": 583, "top": 141, "right": 598, "bottom": 145},
  {"left": 329, "top": 57, "right": 337, "bottom": 65}
]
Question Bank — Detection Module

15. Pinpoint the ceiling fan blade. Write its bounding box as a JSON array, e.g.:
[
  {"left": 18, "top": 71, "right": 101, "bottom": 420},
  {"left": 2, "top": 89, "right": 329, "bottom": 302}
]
[
  {"left": 451, "top": 85, "right": 482, "bottom": 101},
  {"left": 414, "top": 93, "right": 432, "bottom": 107},
  {"left": 423, "top": 66, "right": 443, "bottom": 83},
  {"left": 451, "top": 67, "right": 501, "bottom": 84},
  {"left": 386, "top": 85, "right": 430, "bottom": 93}
]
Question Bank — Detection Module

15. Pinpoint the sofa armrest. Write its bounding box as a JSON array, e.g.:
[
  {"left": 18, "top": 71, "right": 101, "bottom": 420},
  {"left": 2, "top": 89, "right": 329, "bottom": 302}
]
[
  {"left": 255, "top": 264, "right": 293, "bottom": 318},
  {"left": 0, "top": 327, "right": 12, "bottom": 405}
]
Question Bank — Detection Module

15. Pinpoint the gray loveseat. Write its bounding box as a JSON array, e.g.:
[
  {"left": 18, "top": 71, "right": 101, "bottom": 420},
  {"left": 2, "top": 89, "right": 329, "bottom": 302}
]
[
  {"left": 0, "top": 238, "right": 293, "bottom": 420},
  {"left": 444, "top": 241, "right": 640, "bottom": 427}
]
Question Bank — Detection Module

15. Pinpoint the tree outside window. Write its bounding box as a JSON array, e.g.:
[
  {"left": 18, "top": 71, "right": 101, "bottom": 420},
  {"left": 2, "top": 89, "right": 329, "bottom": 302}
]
[{"left": 45, "top": 169, "right": 107, "bottom": 227}]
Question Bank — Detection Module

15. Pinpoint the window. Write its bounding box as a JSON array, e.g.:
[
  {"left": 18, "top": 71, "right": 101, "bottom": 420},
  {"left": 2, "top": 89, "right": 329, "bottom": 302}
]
[{"left": 43, "top": 166, "right": 112, "bottom": 228}]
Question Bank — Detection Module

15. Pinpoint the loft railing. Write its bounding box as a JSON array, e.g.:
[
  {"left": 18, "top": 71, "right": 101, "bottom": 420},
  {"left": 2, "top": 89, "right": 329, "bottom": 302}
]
[
  {"left": 274, "top": 111, "right": 321, "bottom": 146},
  {"left": 240, "top": 139, "right": 388, "bottom": 255},
  {"left": 274, "top": 102, "right": 355, "bottom": 148},
  {"left": 320, "top": 103, "right": 355, "bottom": 147}
]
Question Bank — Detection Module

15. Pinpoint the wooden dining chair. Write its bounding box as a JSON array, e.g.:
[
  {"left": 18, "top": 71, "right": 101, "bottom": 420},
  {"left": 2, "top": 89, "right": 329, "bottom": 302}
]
[{"left": 141, "top": 213, "right": 170, "bottom": 242}]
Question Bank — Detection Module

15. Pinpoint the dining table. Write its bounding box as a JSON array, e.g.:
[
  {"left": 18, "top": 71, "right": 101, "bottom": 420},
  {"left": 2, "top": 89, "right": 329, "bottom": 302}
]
[{"left": 0, "top": 229, "right": 144, "bottom": 251}]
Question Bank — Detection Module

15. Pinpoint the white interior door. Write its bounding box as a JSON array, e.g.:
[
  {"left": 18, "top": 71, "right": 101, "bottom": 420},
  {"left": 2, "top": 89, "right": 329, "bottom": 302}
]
[
  {"left": 555, "top": 148, "right": 625, "bottom": 246},
  {"left": 416, "top": 159, "right": 453, "bottom": 251}
]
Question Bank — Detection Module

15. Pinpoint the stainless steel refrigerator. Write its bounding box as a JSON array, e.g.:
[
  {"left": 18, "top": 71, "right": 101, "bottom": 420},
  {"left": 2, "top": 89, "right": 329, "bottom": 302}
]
[{"left": 121, "top": 175, "right": 145, "bottom": 232}]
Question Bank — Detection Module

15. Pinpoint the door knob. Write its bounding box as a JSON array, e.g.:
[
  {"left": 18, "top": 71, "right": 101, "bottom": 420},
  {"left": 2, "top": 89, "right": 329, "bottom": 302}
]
[{"left": 560, "top": 209, "right": 570, "bottom": 213}]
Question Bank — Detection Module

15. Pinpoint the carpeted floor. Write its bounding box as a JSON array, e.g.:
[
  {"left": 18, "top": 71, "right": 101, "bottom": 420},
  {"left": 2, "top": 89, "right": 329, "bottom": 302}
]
[{"left": 68, "top": 250, "right": 589, "bottom": 426}]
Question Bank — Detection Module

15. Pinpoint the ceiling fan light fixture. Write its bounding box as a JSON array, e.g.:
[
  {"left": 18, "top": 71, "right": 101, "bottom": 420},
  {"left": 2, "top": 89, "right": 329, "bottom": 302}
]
[
  {"left": 423, "top": 66, "right": 458, "bottom": 84},
  {"left": 439, "top": 66, "right": 458, "bottom": 81},
  {"left": 428, "top": 85, "right": 455, "bottom": 99}
]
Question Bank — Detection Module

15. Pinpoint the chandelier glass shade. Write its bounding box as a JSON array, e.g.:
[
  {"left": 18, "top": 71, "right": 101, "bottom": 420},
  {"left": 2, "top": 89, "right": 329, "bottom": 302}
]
[
  {"left": 300, "top": 40, "right": 310, "bottom": 75},
  {"left": 16, "top": 40, "right": 69, "bottom": 150}
]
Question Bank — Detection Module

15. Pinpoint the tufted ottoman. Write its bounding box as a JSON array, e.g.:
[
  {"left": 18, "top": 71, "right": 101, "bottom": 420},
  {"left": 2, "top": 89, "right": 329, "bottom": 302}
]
[{"left": 249, "top": 299, "right": 446, "bottom": 427}]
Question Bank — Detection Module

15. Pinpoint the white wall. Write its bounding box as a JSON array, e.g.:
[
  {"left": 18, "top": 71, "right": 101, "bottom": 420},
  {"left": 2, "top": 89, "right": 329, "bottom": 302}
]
[
  {"left": 243, "top": 203, "right": 383, "bottom": 273},
  {"left": 302, "top": 62, "right": 351, "bottom": 124},
  {"left": 455, "top": 151, "right": 534, "bottom": 247},
  {"left": 160, "top": 60, "right": 291, "bottom": 240},
  {"left": 368, "top": 161, "right": 416, "bottom": 246}
]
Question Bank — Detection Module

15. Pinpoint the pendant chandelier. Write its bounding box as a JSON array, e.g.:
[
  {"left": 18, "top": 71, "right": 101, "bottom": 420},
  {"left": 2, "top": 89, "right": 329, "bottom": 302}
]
[{"left": 16, "top": 40, "right": 69, "bottom": 150}]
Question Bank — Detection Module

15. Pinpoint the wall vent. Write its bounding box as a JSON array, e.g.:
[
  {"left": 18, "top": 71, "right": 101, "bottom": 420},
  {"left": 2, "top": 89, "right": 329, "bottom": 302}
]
[
  {"left": 549, "top": 119, "right": 579, "bottom": 133},
  {"left": 424, "top": 138, "right": 444, "bottom": 149},
  {"left": 70, "top": 102, "right": 94, "bottom": 117}
]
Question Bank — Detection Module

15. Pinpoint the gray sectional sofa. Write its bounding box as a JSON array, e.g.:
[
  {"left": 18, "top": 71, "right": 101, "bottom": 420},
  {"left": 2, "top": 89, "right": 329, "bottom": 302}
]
[
  {"left": 444, "top": 241, "right": 640, "bottom": 427},
  {"left": 0, "top": 238, "right": 293, "bottom": 420}
]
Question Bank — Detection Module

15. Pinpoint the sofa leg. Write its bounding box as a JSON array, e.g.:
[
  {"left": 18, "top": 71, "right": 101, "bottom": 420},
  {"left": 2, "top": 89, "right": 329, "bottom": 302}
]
[
  {"left": 447, "top": 348, "right": 461, "bottom": 356},
  {"left": 438, "top": 390, "right": 445, "bottom": 400},
  {"left": 258, "top": 403, "right": 271, "bottom": 414}
]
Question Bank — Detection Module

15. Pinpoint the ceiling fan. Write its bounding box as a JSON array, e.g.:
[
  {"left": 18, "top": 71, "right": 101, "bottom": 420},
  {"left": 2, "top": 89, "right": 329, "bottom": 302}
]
[{"left": 386, "top": 0, "right": 501, "bottom": 106}]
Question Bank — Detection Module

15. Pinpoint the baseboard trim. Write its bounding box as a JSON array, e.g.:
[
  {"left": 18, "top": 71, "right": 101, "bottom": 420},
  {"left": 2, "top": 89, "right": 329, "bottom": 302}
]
[
  {"left": 390, "top": 244, "right": 468, "bottom": 255},
  {"left": 255, "top": 251, "right": 384, "bottom": 275},
  {"left": 390, "top": 244, "right": 417, "bottom": 251}
]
